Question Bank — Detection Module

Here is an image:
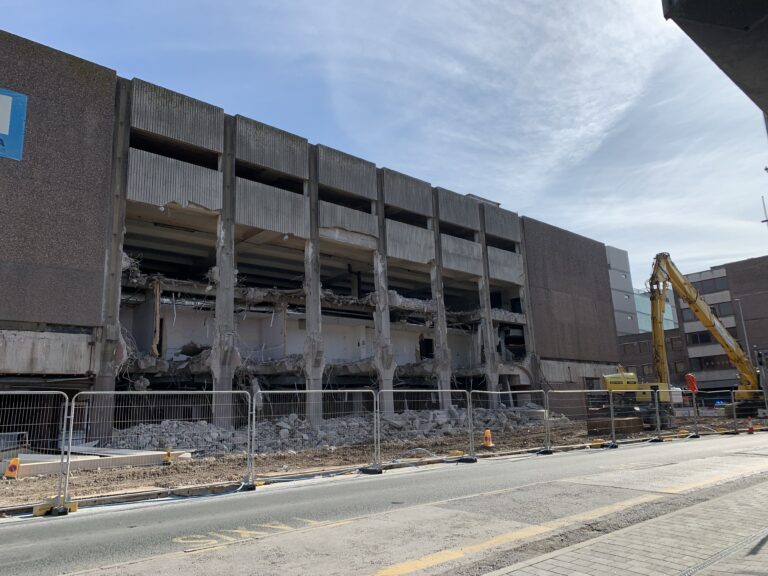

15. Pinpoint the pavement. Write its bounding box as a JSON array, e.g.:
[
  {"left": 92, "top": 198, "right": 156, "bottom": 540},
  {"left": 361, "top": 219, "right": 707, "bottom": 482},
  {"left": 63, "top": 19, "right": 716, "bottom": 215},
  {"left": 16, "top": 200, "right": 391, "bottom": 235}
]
[{"left": 3, "top": 433, "right": 768, "bottom": 575}]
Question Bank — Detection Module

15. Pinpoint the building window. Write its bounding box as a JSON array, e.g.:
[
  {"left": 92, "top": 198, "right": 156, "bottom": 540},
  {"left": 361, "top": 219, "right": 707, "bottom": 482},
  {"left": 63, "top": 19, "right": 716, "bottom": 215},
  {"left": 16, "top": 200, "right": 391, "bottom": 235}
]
[
  {"left": 670, "top": 337, "right": 683, "bottom": 351},
  {"left": 681, "top": 308, "right": 696, "bottom": 322},
  {"left": 642, "top": 364, "right": 654, "bottom": 378},
  {"left": 622, "top": 343, "right": 635, "bottom": 355},
  {"left": 638, "top": 341, "right": 648, "bottom": 354},
  {"left": 689, "top": 355, "right": 732, "bottom": 372},
  {"left": 626, "top": 365, "right": 637, "bottom": 374},
  {"left": 674, "top": 361, "right": 686, "bottom": 374}
]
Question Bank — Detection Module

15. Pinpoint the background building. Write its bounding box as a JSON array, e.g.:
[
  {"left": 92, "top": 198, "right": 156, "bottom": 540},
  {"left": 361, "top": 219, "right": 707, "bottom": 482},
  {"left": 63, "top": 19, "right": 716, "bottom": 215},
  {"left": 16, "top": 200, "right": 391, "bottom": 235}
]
[{"left": 0, "top": 31, "right": 623, "bottom": 407}]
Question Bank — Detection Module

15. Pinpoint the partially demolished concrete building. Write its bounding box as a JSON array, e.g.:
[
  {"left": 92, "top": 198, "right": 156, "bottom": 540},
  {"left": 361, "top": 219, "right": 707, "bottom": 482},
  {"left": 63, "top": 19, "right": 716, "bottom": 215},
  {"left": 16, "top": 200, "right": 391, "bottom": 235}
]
[{"left": 0, "top": 31, "right": 620, "bottom": 412}]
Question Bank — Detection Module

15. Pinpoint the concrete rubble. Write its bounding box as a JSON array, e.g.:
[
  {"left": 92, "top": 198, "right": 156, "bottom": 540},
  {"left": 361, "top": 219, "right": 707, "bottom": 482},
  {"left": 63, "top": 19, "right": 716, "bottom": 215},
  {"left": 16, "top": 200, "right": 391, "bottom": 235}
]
[{"left": 102, "top": 404, "right": 564, "bottom": 457}]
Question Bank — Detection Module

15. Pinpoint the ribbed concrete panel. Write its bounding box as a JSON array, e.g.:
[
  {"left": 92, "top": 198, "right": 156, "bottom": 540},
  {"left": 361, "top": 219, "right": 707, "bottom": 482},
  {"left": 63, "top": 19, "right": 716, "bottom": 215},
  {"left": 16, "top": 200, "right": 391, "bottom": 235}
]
[
  {"left": 318, "top": 145, "right": 377, "bottom": 200},
  {"left": 441, "top": 235, "right": 483, "bottom": 276},
  {"left": 381, "top": 169, "right": 433, "bottom": 216},
  {"left": 386, "top": 220, "right": 434, "bottom": 264},
  {"left": 127, "top": 149, "right": 222, "bottom": 210},
  {"left": 484, "top": 205, "right": 521, "bottom": 242},
  {"left": 437, "top": 188, "right": 480, "bottom": 230},
  {"left": 236, "top": 116, "right": 308, "bottom": 179},
  {"left": 319, "top": 201, "right": 378, "bottom": 237},
  {"left": 131, "top": 79, "right": 224, "bottom": 152},
  {"left": 488, "top": 247, "right": 524, "bottom": 285},
  {"left": 0, "top": 331, "right": 97, "bottom": 375},
  {"left": 235, "top": 178, "right": 309, "bottom": 239}
]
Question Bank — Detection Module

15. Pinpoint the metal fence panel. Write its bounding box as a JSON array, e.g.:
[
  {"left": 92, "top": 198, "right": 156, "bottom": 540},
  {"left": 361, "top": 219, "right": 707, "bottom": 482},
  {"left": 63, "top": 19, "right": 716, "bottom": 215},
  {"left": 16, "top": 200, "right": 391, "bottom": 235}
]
[
  {"left": 0, "top": 391, "right": 69, "bottom": 509},
  {"left": 470, "top": 390, "right": 548, "bottom": 453},
  {"left": 64, "top": 391, "right": 251, "bottom": 502},
  {"left": 603, "top": 389, "right": 666, "bottom": 443},
  {"left": 546, "top": 390, "right": 618, "bottom": 448},
  {"left": 690, "top": 389, "right": 740, "bottom": 435},
  {"left": 378, "top": 389, "right": 472, "bottom": 463},
  {"left": 251, "top": 389, "right": 377, "bottom": 478}
]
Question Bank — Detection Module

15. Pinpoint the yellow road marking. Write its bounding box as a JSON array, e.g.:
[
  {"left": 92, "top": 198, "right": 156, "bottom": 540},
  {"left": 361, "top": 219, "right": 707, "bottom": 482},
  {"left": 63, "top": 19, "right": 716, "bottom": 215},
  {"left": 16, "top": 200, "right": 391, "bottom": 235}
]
[
  {"left": 207, "top": 532, "right": 238, "bottom": 541},
  {"left": 256, "top": 521, "right": 295, "bottom": 531},
  {"left": 374, "top": 494, "right": 663, "bottom": 576},
  {"left": 222, "top": 528, "right": 271, "bottom": 538},
  {"left": 172, "top": 535, "right": 219, "bottom": 547}
]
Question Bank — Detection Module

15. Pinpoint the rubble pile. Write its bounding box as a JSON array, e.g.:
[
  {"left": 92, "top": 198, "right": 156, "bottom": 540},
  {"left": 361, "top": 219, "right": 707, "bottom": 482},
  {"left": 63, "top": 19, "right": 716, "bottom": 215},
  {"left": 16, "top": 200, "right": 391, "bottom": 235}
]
[
  {"left": 105, "top": 405, "right": 565, "bottom": 456},
  {"left": 106, "top": 420, "right": 250, "bottom": 455}
]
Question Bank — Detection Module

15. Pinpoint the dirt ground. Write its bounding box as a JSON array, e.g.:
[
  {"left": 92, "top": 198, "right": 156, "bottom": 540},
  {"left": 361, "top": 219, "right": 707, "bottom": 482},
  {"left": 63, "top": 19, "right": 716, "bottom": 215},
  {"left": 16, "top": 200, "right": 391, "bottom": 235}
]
[{"left": 6, "top": 418, "right": 730, "bottom": 510}]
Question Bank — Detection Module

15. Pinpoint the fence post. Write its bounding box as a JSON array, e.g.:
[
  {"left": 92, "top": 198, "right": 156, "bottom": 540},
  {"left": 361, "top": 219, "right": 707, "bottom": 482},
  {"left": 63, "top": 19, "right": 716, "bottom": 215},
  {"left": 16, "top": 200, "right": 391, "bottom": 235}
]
[
  {"left": 649, "top": 390, "right": 663, "bottom": 443},
  {"left": 539, "top": 391, "right": 553, "bottom": 455},
  {"left": 731, "top": 390, "right": 739, "bottom": 434},
  {"left": 55, "top": 396, "right": 70, "bottom": 507},
  {"left": 607, "top": 391, "right": 618, "bottom": 448},
  {"left": 245, "top": 392, "right": 255, "bottom": 487},
  {"left": 467, "top": 391, "right": 476, "bottom": 458},
  {"left": 63, "top": 392, "right": 80, "bottom": 504},
  {"left": 689, "top": 392, "right": 700, "bottom": 438}
]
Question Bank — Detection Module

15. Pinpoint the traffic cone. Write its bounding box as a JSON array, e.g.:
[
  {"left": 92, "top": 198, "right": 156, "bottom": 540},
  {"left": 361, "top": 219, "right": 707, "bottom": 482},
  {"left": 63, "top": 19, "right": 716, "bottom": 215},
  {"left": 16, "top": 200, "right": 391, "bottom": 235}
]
[
  {"left": 3, "top": 457, "right": 19, "bottom": 479},
  {"left": 483, "top": 429, "right": 494, "bottom": 448},
  {"left": 748, "top": 417, "right": 754, "bottom": 435}
]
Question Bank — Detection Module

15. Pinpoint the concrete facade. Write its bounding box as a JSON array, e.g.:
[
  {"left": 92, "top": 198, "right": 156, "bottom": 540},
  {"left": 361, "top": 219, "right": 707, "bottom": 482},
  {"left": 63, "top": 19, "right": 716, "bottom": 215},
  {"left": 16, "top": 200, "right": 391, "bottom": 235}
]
[
  {"left": 0, "top": 31, "right": 622, "bottom": 400},
  {"left": 605, "top": 246, "right": 639, "bottom": 336}
]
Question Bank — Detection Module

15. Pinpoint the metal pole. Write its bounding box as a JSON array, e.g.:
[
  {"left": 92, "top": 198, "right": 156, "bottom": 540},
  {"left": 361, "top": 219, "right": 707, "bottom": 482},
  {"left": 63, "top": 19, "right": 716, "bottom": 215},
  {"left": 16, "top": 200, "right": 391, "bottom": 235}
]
[
  {"left": 55, "top": 396, "right": 70, "bottom": 506},
  {"left": 734, "top": 299, "right": 752, "bottom": 361},
  {"left": 690, "top": 391, "right": 700, "bottom": 438},
  {"left": 654, "top": 390, "right": 662, "bottom": 441},
  {"left": 63, "top": 392, "right": 81, "bottom": 504},
  {"left": 247, "top": 393, "right": 254, "bottom": 485},
  {"left": 731, "top": 389, "right": 739, "bottom": 434},
  {"left": 467, "top": 391, "right": 476, "bottom": 458},
  {"left": 541, "top": 391, "right": 553, "bottom": 454},
  {"left": 608, "top": 391, "right": 617, "bottom": 448}
]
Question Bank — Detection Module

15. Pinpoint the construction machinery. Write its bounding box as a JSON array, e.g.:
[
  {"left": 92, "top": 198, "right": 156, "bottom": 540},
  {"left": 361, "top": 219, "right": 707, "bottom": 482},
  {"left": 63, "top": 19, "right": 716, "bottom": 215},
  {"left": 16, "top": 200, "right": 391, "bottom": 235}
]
[
  {"left": 649, "top": 252, "right": 762, "bottom": 416},
  {"left": 597, "top": 367, "right": 675, "bottom": 430}
]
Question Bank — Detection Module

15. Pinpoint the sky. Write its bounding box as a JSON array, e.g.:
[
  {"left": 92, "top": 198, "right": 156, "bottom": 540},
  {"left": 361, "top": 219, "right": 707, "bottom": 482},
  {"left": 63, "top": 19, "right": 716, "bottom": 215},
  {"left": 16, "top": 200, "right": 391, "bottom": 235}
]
[{"left": 3, "top": 0, "right": 767, "bottom": 287}]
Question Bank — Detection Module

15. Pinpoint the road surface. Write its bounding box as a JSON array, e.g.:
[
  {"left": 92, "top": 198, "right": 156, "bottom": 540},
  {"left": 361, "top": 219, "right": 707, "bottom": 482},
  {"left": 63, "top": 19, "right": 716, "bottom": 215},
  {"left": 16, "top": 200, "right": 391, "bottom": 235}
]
[{"left": 3, "top": 433, "right": 768, "bottom": 575}]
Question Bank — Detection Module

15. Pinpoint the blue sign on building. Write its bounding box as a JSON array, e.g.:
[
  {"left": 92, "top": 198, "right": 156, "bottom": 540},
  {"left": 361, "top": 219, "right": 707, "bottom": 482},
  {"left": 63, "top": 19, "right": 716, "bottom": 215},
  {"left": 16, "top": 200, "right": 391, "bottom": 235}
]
[{"left": 0, "top": 88, "right": 28, "bottom": 161}]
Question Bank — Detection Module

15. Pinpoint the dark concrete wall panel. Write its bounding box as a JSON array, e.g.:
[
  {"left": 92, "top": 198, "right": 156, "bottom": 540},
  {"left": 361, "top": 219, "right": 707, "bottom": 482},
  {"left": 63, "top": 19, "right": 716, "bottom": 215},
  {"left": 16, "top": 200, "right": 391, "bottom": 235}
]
[
  {"left": 381, "top": 169, "right": 433, "bottom": 216},
  {"left": 127, "top": 149, "right": 222, "bottom": 210},
  {"left": 437, "top": 188, "right": 480, "bottom": 230},
  {"left": 0, "top": 31, "right": 116, "bottom": 326},
  {"left": 386, "top": 220, "right": 434, "bottom": 264},
  {"left": 485, "top": 205, "right": 521, "bottom": 242},
  {"left": 725, "top": 255, "right": 768, "bottom": 354},
  {"left": 236, "top": 116, "right": 308, "bottom": 179},
  {"left": 131, "top": 79, "right": 224, "bottom": 152},
  {"left": 318, "top": 145, "right": 376, "bottom": 200},
  {"left": 235, "top": 179, "right": 309, "bottom": 239},
  {"left": 523, "top": 218, "right": 619, "bottom": 362}
]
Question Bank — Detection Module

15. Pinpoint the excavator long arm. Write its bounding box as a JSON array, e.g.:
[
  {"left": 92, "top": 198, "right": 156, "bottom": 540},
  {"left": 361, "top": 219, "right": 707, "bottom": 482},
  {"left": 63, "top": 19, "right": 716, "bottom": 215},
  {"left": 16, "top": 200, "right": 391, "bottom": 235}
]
[{"left": 649, "top": 253, "right": 759, "bottom": 392}]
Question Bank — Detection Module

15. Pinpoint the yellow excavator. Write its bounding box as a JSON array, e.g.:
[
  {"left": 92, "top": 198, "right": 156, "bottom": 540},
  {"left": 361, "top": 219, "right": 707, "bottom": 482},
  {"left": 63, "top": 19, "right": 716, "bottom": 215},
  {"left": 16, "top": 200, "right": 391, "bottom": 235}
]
[{"left": 649, "top": 253, "right": 762, "bottom": 416}]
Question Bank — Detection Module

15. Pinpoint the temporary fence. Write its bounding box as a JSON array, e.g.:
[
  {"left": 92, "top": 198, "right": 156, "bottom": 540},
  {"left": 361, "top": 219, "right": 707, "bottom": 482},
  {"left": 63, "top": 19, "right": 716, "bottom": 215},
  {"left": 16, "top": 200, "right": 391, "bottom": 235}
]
[
  {"left": 8, "top": 384, "right": 768, "bottom": 514},
  {"left": 377, "top": 389, "right": 473, "bottom": 463},
  {"left": 0, "top": 391, "right": 69, "bottom": 509},
  {"left": 251, "top": 389, "right": 377, "bottom": 478},
  {"left": 470, "top": 390, "right": 549, "bottom": 453},
  {"left": 64, "top": 391, "right": 251, "bottom": 502},
  {"left": 546, "top": 390, "right": 620, "bottom": 447}
]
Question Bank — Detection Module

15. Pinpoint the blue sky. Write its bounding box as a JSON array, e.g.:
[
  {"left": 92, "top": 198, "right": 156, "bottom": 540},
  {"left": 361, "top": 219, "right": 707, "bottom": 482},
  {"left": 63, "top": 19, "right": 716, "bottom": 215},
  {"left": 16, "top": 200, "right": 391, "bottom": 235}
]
[{"left": 3, "top": 0, "right": 767, "bottom": 286}]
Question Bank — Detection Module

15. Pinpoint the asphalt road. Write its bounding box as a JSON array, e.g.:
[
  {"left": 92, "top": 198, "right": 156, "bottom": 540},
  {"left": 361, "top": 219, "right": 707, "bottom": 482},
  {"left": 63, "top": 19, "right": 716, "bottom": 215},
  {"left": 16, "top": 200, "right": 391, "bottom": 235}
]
[{"left": 4, "top": 433, "right": 768, "bottom": 575}]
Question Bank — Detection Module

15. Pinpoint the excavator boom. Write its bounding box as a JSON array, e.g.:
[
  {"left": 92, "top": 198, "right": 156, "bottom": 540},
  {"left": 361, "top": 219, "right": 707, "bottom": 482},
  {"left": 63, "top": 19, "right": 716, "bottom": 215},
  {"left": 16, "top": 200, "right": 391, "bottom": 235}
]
[{"left": 649, "top": 253, "right": 759, "bottom": 392}]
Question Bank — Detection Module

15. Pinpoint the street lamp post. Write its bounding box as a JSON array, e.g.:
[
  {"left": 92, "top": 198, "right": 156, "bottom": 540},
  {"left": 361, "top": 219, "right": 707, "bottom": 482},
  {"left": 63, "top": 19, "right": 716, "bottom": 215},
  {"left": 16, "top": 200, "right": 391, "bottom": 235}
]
[{"left": 733, "top": 298, "right": 752, "bottom": 363}]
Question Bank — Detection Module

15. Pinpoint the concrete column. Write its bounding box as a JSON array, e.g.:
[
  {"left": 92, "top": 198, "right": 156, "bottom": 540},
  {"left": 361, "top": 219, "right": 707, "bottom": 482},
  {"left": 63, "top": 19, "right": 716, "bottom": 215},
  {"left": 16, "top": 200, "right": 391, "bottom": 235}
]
[
  {"left": 373, "top": 171, "right": 395, "bottom": 417},
  {"left": 478, "top": 204, "right": 500, "bottom": 404},
  {"left": 211, "top": 114, "right": 239, "bottom": 427},
  {"left": 429, "top": 188, "right": 452, "bottom": 409},
  {"left": 304, "top": 145, "right": 325, "bottom": 426},
  {"left": 91, "top": 78, "right": 131, "bottom": 443}
]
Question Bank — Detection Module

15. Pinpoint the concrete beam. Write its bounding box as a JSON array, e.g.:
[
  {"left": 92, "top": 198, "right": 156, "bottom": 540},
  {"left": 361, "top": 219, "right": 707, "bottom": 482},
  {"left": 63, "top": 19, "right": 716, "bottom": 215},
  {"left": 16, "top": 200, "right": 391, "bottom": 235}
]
[
  {"left": 91, "top": 78, "right": 131, "bottom": 442},
  {"left": 373, "top": 170, "right": 395, "bottom": 417},
  {"left": 211, "top": 115, "right": 240, "bottom": 426},
  {"left": 304, "top": 146, "right": 325, "bottom": 425},
  {"left": 477, "top": 204, "right": 500, "bottom": 405},
  {"left": 429, "top": 188, "right": 452, "bottom": 409}
]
